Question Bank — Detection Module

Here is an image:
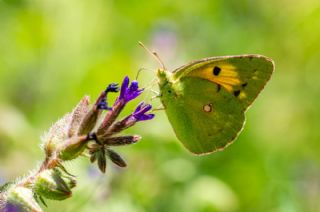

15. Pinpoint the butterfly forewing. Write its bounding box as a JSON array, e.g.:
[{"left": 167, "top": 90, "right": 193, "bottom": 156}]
[{"left": 173, "top": 55, "right": 274, "bottom": 110}]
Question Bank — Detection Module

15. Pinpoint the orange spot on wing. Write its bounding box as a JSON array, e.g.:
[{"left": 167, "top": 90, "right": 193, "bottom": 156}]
[{"left": 187, "top": 63, "right": 241, "bottom": 92}]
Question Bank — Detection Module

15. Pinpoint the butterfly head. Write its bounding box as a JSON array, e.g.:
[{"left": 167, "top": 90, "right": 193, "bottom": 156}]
[
  {"left": 157, "top": 69, "right": 172, "bottom": 87},
  {"left": 157, "top": 69, "right": 182, "bottom": 101}
]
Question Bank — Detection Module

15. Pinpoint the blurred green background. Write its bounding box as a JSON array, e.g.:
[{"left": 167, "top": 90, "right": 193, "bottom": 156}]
[{"left": 1, "top": 0, "right": 320, "bottom": 211}]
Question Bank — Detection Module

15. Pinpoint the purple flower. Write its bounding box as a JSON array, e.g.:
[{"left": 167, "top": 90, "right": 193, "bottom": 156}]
[
  {"left": 132, "top": 102, "right": 155, "bottom": 121},
  {"left": 96, "top": 83, "right": 119, "bottom": 110},
  {"left": 106, "top": 83, "right": 119, "bottom": 93},
  {"left": 4, "top": 202, "right": 22, "bottom": 212},
  {"left": 118, "top": 76, "right": 143, "bottom": 104},
  {"left": 97, "top": 76, "right": 154, "bottom": 134},
  {"left": 96, "top": 98, "right": 109, "bottom": 110}
]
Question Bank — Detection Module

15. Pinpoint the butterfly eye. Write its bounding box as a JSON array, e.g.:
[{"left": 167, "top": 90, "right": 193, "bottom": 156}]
[{"left": 168, "top": 90, "right": 172, "bottom": 94}]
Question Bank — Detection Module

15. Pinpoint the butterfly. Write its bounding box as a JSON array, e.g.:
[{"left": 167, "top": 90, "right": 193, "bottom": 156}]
[{"left": 157, "top": 55, "right": 274, "bottom": 155}]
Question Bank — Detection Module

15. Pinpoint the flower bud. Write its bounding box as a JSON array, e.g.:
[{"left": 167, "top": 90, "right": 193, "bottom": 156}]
[
  {"left": 6, "top": 186, "right": 42, "bottom": 212},
  {"left": 41, "top": 96, "right": 90, "bottom": 158},
  {"left": 107, "top": 149, "right": 127, "bottom": 167},
  {"left": 33, "top": 169, "right": 73, "bottom": 200},
  {"left": 99, "top": 135, "right": 141, "bottom": 146},
  {"left": 97, "top": 148, "right": 107, "bottom": 173}
]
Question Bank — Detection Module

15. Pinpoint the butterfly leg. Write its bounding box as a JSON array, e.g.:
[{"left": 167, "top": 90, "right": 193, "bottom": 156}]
[{"left": 152, "top": 105, "right": 165, "bottom": 112}]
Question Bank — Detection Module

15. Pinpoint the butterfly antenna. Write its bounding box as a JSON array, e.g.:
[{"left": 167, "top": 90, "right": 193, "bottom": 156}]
[{"left": 139, "top": 41, "right": 166, "bottom": 70}]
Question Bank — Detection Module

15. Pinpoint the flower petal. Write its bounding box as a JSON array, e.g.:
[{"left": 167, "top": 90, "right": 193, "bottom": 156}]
[
  {"left": 119, "top": 76, "right": 130, "bottom": 100},
  {"left": 129, "top": 80, "right": 139, "bottom": 91},
  {"left": 134, "top": 102, "right": 144, "bottom": 113},
  {"left": 132, "top": 103, "right": 154, "bottom": 121},
  {"left": 138, "top": 114, "right": 155, "bottom": 121}
]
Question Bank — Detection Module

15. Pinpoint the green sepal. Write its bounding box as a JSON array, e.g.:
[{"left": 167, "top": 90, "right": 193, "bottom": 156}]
[
  {"left": 77, "top": 106, "right": 101, "bottom": 135},
  {"left": 58, "top": 135, "right": 88, "bottom": 161},
  {"left": 34, "top": 193, "right": 48, "bottom": 208}
]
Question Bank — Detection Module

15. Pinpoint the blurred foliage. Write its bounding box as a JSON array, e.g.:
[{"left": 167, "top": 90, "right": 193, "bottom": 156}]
[{"left": 1, "top": 0, "right": 320, "bottom": 211}]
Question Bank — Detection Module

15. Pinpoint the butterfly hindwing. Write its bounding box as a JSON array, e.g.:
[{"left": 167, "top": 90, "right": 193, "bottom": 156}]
[{"left": 162, "top": 77, "right": 245, "bottom": 154}]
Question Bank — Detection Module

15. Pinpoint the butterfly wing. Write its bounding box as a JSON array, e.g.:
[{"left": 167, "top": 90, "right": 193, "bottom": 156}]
[
  {"left": 173, "top": 55, "right": 274, "bottom": 110},
  {"left": 159, "top": 55, "right": 274, "bottom": 154}
]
